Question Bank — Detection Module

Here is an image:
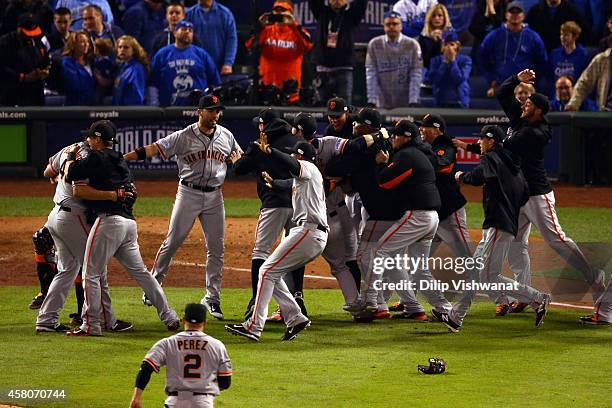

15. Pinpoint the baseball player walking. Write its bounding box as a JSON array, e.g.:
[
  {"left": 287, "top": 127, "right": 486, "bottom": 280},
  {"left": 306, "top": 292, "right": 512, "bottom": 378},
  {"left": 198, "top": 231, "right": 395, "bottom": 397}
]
[
  {"left": 225, "top": 138, "right": 328, "bottom": 341},
  {"left": 497, "top": 70, "right": 605, "bottom": 314},
  {"left": 123, "top": 95, "right": 243, "bottom": 320},
  {"left": 64, "top": 120, "right": 180, "bottom": 336},
  {"left": 35, "top": 140, "right": 113, "bottom": 333},
  {"left": 438, "top": 125, "right": 551, "bottom": 332},
  {"left": 129, "top": 303, "right": 232, "bottom": 408},
  {"left": 234, "top": 108, "right": 307, "bottom": 321}
]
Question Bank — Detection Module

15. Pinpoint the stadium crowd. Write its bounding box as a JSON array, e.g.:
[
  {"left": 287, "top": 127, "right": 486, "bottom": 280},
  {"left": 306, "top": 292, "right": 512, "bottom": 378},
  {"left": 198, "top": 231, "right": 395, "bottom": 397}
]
[{"left": 0, "top": 0, "right": 611, "bottom": 110}]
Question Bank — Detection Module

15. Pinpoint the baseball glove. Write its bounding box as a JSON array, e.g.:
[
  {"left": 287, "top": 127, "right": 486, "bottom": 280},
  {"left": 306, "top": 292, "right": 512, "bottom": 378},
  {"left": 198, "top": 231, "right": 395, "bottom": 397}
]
[
  {"left": 116, "top": 182, "right": 137, "bottom": 210},
  {"left": 418, "top": 358, "right": 447, "bottom": 374}
]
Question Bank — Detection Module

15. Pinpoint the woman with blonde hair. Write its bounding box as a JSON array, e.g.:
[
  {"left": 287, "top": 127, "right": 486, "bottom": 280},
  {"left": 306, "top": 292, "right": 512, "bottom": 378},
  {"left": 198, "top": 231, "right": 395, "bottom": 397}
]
[
  {"left": 113, "top": 35, "right": 149, "bottom": 105},
  {"left": 419, "top": 3, "right": 452, "bottom": 69},
  {"left": 61, "top": 30, "right": 97, "bottom": 105}
]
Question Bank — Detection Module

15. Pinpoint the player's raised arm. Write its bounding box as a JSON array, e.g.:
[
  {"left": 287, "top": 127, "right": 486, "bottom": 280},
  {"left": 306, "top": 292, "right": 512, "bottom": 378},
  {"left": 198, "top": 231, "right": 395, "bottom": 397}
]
[
  {"left": 254, "top": 132, "right": 301, "bottom": 176},
  {"left": 123, "top": 143, "right": 162, "bottom": 162}
]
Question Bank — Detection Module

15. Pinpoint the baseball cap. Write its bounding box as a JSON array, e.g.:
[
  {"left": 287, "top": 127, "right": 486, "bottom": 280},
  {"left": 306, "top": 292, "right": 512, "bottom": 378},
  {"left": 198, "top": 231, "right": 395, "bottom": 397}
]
[
  {"left": 198, "top": 94, "right": 225, "bottom": 110},
  {"left": 478, "top": 125, "right": 505, "bottom": 144},
  {"left": 443, "top": 29, "right": 459, "bottom": 43},
  {"left": 354, "top": 107, "right": 382, "bottom": 129},
  {"left": 293, "top": 113, "right": 317, "bottom": 140},
  {"left": 175, "top": 19, "right": 194, "bottom": 30},
  {"left": 389, "top": 120, "right": 419, "bottom": 138},
  {"left": 18, "top": 13, "right": 42, "bottom": 37},
  {"left": 81, "top": 120, "right": 117, "bottom": 143},
  {"left": 506, "top": 1, "right": 524, "bottom": 12},
  {"left": 528, "top": 93, "right": 550, "bottom": 115},
  {"left": 383, "top": 10, "right": 402, "bottom": 20},
  {"left": 272, "top": 1, "right": 293, "bottom": 12},
  {"left": 183, "top": 303, "right": 207, "bottom": 323},
  {"left": 252, "top": 108, "right": 280, "bottom": 127},
  {"left": 292, "top": 141, "right": 316, "bottom": 162},
  {"left": 326, "top": 97, "right": 349, "bottom": 117},
  {"left": 417, "top": 113, "right": 446, "bottom": 132}
]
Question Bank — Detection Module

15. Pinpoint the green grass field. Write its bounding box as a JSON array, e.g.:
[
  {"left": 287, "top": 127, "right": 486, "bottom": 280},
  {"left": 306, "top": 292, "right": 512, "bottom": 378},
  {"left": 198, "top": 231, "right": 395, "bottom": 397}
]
[
  {"left": 1, "top": 196, "right": 611, "bottom": 407},
  {"left": 1, "top": 286, "right": 611, "bottom": 408}
]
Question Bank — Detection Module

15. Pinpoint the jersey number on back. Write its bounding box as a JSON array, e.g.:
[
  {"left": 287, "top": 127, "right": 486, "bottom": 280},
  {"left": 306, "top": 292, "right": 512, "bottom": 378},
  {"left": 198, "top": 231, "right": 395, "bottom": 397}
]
[{"left": 183, "top": 354, "right": 202, "bottom": 378}]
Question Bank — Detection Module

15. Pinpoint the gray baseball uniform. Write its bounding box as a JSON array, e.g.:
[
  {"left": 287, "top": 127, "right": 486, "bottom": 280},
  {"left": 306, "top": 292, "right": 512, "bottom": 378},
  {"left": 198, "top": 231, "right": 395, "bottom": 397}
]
[
  {"left": 244, "top": 160, "right": 328, "bottom": 337},
  {"left": 144, "top": 330, "right": 232, "bottom": 408},
  {"left": 36, "top": 143, "right": 115, "bottom": 329},
  {"left": 152, "top": 123, "right": 241, "bottom": 305}
]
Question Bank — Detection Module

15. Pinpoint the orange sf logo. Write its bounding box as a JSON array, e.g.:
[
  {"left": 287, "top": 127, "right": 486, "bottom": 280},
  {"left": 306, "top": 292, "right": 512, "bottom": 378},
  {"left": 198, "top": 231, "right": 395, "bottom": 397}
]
[
  {"left": 329, "top": 101, "right": 336, "bottom": 110},
  {"left": 212, "top": 96, "right": 218, "bottom": 104},
  {"left": 437, "top": 149, "right": 445, "bottom": 156}
]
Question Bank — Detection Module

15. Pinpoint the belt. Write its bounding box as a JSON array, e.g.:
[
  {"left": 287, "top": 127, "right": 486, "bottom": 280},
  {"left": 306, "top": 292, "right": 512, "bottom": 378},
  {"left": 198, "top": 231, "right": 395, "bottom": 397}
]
[
  {"left": 167, "top": 391, "right": 212, "bottom": 396},
  {"left": 298, "top": 221, "right": 328, "bottom": 233},
  {"left": 181, "top": 180, "right": 219, "bottom": 192}
]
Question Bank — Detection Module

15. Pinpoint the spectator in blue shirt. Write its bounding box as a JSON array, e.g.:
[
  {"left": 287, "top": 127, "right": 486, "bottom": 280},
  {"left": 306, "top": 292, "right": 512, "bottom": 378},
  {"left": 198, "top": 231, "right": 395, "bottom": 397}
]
[
  {"left": 549, "top": 21, "right": 589, "bottom": 93},
  {"left": 150, "top": 20, "right": 221, "bottom": 106},
  {"left": 478, "top": 1, "right": 547, "bottom": 97},
  {"left": 121, "top": 0, "right": 165, "bottom": 56},
  {"left": 61, "top": 30, "right": 97, "bottom": 105},
  {"left": 54, "top": 0, "right": 113, "bottom": 30},
  {"left": 82, "top": 4, "right": 124, "bottom": 46},
  {"left": 425, "top": 29, "right": 472, "bottom": 107},
  {"left": 186, "top": 0, "right": 237, "bottom": 75},
  {"left": 113, "top": 35, "right": 147, "bottom": 105},
  {"left": 551, "top": 75, "right": 597, "bottom": 111}
]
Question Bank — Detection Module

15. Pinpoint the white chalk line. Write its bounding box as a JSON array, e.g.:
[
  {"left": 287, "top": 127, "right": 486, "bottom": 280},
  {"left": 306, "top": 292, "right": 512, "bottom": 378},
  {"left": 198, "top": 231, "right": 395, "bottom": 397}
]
[{"left": 171, "top": 260, "right": 593, "bottom": 309}]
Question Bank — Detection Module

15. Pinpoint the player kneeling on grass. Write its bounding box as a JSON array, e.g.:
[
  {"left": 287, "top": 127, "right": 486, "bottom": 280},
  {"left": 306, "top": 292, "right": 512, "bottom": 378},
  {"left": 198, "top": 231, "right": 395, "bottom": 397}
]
[
  {"left": 130, "top": 303, "right": 232, "bottom": 408},
  {"left": 225, "top": 135, "right": 328, "bottom": 341},
  {"left": 436, "top": 125, "right": 551, "bottom": 332}
]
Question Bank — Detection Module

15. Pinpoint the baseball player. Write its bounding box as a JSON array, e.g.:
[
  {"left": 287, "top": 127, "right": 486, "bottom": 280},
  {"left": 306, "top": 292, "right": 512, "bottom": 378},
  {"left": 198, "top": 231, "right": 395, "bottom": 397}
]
[
  {"left": 129, "top": 303, "right": 232, "bottom": 408},
  {"left": 225, "top": 138, "right": 327, "bottom": 341},
  {"left": 64, "top": 120, "right": 180, "bottom": 336},
  {"left": 35, "top": 140, "right": 113, "bottom": 333},
  {"left": 436, "top": 125, "right": 551, "bottom": 332},
  {"left": 324, "top": 97, "right": 355, "bottom": 139},
  {"left": 234, "top": 108, "right": 307, "bottom": 322},
  {"left": 362, "top": 120, "right": 453, "bottom": 317},
  {"left": 123, "top": 95, "right": 243, "bottom": 320},
  {"left": 326, "top": 113, "right": 427, "bottom": 322},
  {"left": 415, "top": 114, "right": 476, "bottom": 318},
  {"left": 458, "top": 70, "right": 606, "bottom": 315}
]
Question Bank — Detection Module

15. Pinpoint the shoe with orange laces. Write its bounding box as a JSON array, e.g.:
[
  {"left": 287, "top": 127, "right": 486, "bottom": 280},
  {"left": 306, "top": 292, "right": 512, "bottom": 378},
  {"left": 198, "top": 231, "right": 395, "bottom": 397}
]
[
  {"left": 266, "top": 307, "right": 284, "bottom": 323},
  {"left": 389, "top": 301, "right": 403, "bottom": 312},
  {"left": 66, "top": 328, "right": 101, "bottom": 337},
  {"left": 509, "top": 301, "right": 529, "bottom": 313},
  {"left": 495, "top": 303, "right": 510, "bottom": 317},
  {"left": 392, "top": 311, "right": 428, "bottom": 321},
  {"left": 577, "top": 315, "right": 611, "bottom": 326}
]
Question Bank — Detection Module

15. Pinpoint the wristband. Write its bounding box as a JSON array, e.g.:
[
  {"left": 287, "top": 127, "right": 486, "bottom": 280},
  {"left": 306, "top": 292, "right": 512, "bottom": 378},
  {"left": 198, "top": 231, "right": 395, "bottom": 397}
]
[{"left": 135, "top": 147, "right": 146, "bottom": 161}]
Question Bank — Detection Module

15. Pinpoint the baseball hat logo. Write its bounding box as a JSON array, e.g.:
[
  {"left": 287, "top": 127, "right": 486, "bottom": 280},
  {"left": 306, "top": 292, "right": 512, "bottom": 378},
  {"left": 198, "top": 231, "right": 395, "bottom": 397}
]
[
  {"left": 212, "top": 95, "right": 218, "bottom": 104},
  {"left": 329, "top": 101, "right": 336, "bottom": 110}
]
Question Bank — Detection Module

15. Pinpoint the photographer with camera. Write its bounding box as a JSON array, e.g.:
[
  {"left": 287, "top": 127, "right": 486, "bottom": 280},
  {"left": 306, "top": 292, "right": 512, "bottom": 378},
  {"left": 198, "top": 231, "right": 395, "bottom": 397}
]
[{"left": 246, "top": 1, "right": 313, "bottom": 105}]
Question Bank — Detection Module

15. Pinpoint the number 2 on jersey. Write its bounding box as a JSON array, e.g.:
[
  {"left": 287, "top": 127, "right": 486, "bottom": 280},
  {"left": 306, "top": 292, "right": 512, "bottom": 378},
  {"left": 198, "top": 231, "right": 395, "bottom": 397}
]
[{"left": 183, "top": 354, "right": 202, "bottom": 378}]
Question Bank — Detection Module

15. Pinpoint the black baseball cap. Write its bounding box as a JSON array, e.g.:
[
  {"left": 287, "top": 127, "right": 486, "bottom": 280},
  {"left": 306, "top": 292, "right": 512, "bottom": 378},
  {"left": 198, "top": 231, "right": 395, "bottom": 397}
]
[
  {"left": 326, "top": 97, "right": 349, "bottom": 117},
  {"left": 506, "top": 1, "right": 524, "bottom": 12},
  {"left": 293, "top": 113, "right": 317, "bottom": 140},
  {"left": 198, "top": 94, "right": 225, "bottom": 110},
  {"left": 417, "top": 113, "right": 446, "bottom": 132},
  {"left": 479, "top": 125, "right": 505, "bottom": 143},
  {"left": 389, "top": 120, "right": 419, "bottom": 138},
  {"left": 292, "top": 141, "right": 316, "bottom": 162},
  {"left": 252, "top": 108, "right": 280, "bottom": 127},
  {"left": 528, "top": 93, "right": 550, "bottom": 115},
  {"left": 183, "top": 303, "right": 207, "bottom": 323},
  {"left": 354, "top": 107, "right": 382, "bottom": 129},
  {"left": 81, "top": 120, "right": 117, "bottom": 143}
]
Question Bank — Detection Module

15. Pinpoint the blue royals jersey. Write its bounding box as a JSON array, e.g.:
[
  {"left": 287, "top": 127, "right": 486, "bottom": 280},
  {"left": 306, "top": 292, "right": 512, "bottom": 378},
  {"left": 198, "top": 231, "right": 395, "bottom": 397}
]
[{"left": 150, "top": 44, "right": 221, "bottom": 106}]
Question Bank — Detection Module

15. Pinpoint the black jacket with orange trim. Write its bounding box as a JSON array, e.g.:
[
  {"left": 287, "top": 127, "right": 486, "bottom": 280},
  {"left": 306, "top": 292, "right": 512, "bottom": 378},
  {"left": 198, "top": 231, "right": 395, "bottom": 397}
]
[
  {"left": 430, "top": 134, "right": 467, "bottom": 220},
  {"left": 377, "top": 140, "right": 441, "bottom": 214}
]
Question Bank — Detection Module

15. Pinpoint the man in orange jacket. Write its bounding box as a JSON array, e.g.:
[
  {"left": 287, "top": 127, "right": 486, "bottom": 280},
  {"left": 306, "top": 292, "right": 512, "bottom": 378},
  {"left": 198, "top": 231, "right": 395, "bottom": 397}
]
[{"left": 247, "top": 1, "right": 313, "bottom": 103}]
